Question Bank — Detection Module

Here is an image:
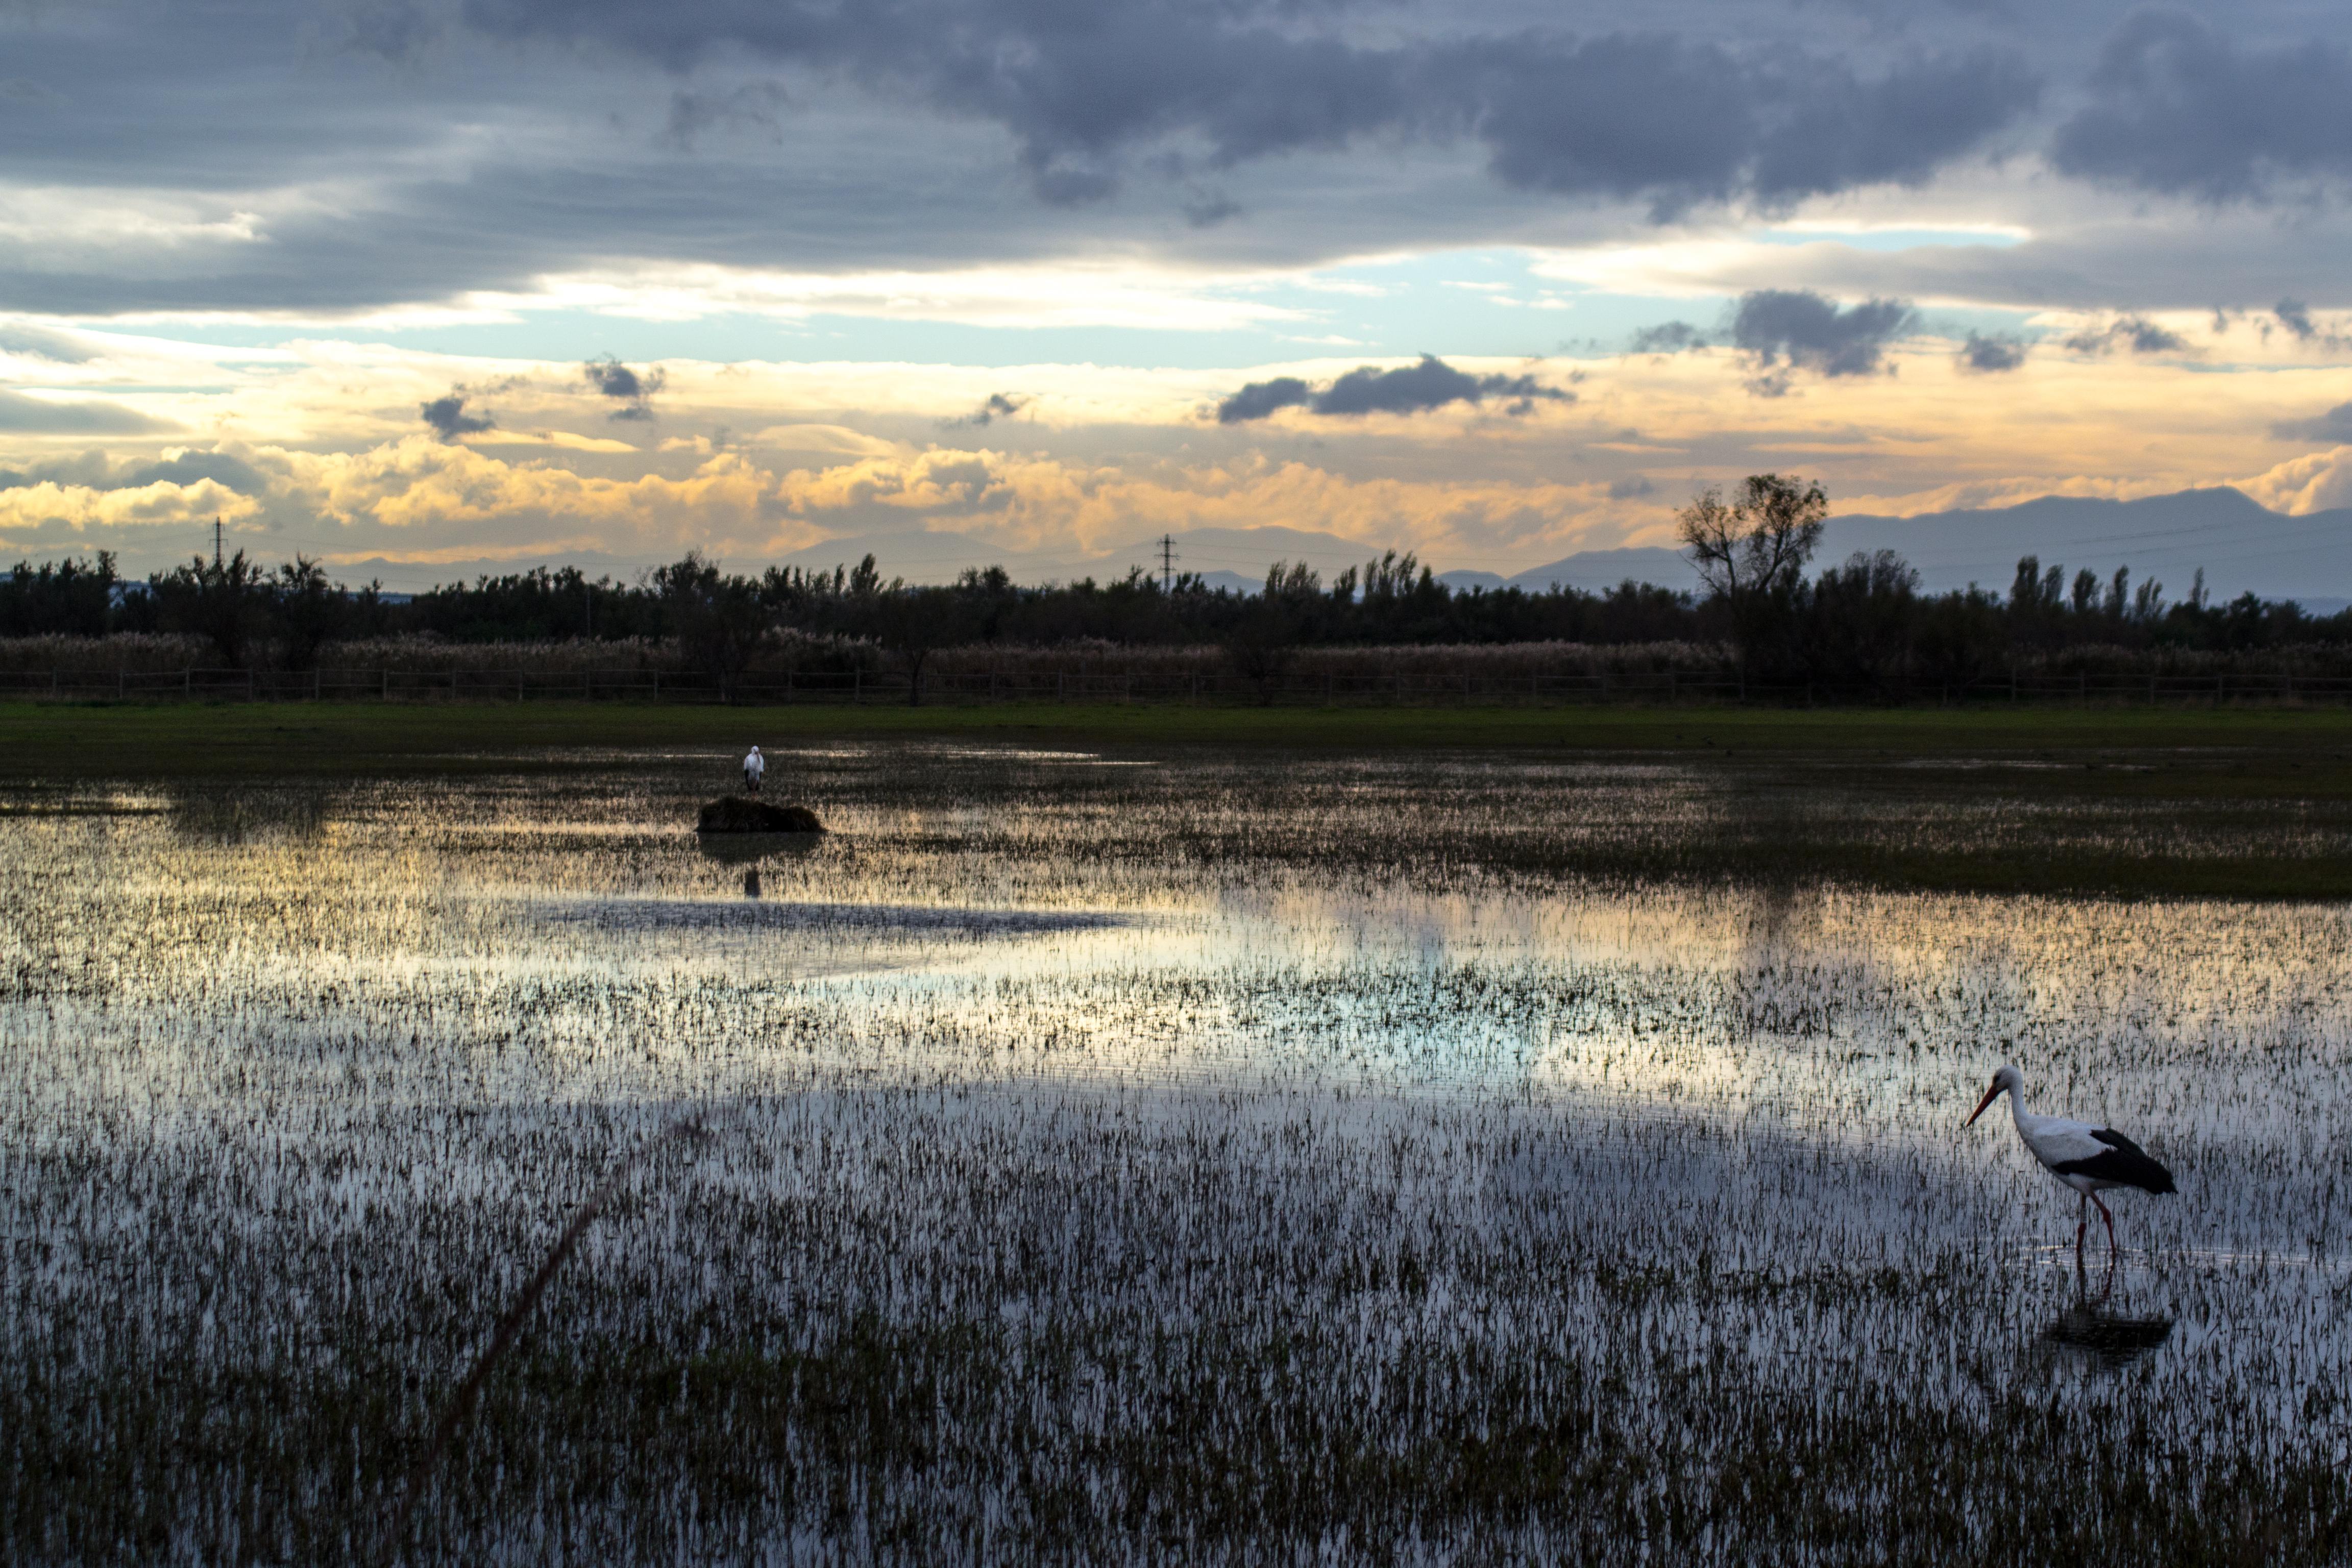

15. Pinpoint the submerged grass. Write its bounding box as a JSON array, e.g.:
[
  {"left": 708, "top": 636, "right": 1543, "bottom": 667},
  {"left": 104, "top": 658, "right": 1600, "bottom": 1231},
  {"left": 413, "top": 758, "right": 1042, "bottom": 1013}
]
[
  {"left": 12, "top": 1081, "right": 2351, "bottom": 1564},
  {"left": 7, "top": 748, "right": 2352, "bottom": 1562}
]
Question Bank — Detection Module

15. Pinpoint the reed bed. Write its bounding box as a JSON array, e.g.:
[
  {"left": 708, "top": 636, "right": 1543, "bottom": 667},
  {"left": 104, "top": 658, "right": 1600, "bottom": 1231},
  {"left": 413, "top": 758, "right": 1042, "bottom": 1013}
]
[
  {"left": 16, "top": 631, "right": 2352, "bottom": 685},
  {"left": 5, "top": 746, "right": 2350, "bottom": 1562},
  {"left": 0, "top": 633, "right": 1727, "bottom": 681}
]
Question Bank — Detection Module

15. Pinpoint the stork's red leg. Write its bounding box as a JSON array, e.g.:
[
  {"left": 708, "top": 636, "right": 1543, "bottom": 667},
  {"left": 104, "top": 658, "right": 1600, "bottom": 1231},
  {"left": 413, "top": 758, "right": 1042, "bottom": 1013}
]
[
  {"left": 2093, "top": 1192, "right": 2117, "bottom": 1254},
  {"left": 2075, "top": 1192, "right": 2088, "bottom": 1258}
]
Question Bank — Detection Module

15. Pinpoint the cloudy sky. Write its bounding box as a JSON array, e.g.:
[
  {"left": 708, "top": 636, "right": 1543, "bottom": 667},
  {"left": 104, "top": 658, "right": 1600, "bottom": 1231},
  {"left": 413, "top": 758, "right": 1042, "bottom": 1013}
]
[{"left": 5, "top": 0, "right": 2352, "bottom": 584}]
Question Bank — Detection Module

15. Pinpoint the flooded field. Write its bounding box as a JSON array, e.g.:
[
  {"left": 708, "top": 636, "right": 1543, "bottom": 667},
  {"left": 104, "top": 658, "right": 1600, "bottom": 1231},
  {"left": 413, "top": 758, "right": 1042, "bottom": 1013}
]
[{"left": 7, "top": 742, "right": 2352, "bottom": 1562}]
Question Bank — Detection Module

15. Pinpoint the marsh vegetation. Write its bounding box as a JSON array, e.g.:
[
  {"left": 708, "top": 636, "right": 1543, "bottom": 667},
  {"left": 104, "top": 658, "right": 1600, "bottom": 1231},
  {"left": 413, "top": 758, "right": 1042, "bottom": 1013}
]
[{"left": 6, "top": 744, "right": 2351, "bottom": 1561}]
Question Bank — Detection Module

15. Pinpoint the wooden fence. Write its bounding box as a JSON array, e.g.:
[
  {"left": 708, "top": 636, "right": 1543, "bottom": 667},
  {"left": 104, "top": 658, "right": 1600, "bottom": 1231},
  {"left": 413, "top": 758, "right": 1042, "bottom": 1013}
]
[{"left": 4, "top": 666, "right": 2351, "bottom": 706}]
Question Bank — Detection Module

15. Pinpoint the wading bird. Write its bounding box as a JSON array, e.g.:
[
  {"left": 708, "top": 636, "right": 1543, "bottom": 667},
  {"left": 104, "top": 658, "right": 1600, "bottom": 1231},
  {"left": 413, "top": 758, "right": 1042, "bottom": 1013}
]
[{"left": 1965, "top": 1064, "right": 2176, "bottom": 1256}]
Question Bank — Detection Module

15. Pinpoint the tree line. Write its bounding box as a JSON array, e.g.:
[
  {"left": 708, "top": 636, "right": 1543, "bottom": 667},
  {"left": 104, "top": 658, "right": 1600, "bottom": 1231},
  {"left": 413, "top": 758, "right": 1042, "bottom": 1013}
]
[{"left": 3, "top": 477, "right": 2346, "bottom": 697}]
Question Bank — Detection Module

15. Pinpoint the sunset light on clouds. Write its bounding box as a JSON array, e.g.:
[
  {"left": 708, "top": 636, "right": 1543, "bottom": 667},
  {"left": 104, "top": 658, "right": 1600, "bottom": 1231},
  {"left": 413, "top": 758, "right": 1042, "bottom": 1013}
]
[{"left": 4, "top": 0, "right": 2351, "bottom": 586}]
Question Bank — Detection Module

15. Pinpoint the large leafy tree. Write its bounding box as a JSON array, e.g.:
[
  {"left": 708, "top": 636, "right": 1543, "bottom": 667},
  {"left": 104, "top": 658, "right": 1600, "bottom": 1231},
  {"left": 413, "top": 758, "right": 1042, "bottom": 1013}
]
[{"left": 653, "top": 552, "right": 773, "bottom": 687}]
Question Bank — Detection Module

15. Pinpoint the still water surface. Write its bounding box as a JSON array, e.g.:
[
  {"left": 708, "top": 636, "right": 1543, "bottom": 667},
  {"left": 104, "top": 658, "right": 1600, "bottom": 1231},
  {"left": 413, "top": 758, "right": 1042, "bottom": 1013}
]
[{"left": 7, "top": 743, "right": 2350, "bottom": 1559}]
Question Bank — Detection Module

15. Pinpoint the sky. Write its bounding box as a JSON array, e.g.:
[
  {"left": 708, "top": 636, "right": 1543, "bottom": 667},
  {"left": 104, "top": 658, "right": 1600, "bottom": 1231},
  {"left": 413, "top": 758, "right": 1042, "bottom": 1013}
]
[{"left": 4, "top": 0, "right": 2352, "bottom": 587}]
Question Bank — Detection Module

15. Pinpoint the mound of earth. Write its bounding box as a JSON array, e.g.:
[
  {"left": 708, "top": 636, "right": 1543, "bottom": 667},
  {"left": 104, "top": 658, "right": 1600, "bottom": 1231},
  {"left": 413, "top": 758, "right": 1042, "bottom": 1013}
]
[{"left": 697, "top": 797, "right": 825, "bottom": 834}]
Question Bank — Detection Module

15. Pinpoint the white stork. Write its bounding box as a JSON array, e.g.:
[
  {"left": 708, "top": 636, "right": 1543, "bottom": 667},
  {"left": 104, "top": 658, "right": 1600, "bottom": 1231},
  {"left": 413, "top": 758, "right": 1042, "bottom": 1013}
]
[{"left": 1965, "top": 1064, "right": 2176, "bottom": 1255}]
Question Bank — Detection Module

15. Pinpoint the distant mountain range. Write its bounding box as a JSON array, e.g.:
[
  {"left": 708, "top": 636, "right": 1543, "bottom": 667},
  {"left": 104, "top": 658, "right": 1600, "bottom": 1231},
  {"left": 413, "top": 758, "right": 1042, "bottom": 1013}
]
[
  {"left": 1825, "top": 488, "right": 2352, "bottom": 607},
  {"left": 771, "top": 489, "right": 2352, "bottom": 608},
  {"left": 332, "top": 487, "right": 2352, "bottom": 611},
  {"left": 1436, "top": 547, "right": 1694, "bottom": 596},
  {"left": 1472, "top": 490, "right": 2352, "bottom": 609}
]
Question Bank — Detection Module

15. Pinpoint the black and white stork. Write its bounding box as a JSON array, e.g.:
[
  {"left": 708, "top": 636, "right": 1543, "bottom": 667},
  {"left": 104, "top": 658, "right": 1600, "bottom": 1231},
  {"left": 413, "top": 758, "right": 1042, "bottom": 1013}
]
[{"left": 1965, "top": 1064, "right": 2176, "bottom": 1255}]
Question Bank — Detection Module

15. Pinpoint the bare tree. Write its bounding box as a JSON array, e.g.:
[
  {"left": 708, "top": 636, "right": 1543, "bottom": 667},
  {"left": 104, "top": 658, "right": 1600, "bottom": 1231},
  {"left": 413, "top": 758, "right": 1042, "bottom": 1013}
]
[
  {"left": 1677, "top": 474, "right": 1829, "bottom": 677},
  {"left": 1677, "top": 474, "right": 1829, "bottom": 602}
]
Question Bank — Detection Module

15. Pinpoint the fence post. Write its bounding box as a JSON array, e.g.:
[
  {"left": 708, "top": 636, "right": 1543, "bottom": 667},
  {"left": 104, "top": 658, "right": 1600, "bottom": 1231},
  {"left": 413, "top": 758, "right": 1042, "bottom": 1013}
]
[{"left": 117, "top": 670, "right": 125, "bottom": 700}]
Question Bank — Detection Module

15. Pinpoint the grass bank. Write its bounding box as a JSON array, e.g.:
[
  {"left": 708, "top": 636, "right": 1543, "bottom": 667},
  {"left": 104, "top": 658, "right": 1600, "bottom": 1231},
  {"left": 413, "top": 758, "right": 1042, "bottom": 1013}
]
[{"left": 4, "top": 697, "right": 2352, "bottom": 778}]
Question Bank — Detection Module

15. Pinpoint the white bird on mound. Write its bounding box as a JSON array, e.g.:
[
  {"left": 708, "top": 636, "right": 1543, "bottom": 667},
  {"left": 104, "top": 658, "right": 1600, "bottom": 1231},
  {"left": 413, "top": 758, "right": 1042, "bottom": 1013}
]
[{"left": 1965, "top": 1064, "right": 2176, "bottom": 1256}]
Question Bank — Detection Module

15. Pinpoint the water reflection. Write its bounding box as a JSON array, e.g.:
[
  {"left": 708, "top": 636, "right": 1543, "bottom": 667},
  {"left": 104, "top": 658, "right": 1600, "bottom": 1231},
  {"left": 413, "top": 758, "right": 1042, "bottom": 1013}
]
[
  {"left": 694, "top": 831, "right": 824, "bottom": 868},
  {"left": 8, "top": 745, "right": 2352, "bottom": 1557},
  {"left": 2044, "top": 1300, "right": 2175, "bottom": 1368}
]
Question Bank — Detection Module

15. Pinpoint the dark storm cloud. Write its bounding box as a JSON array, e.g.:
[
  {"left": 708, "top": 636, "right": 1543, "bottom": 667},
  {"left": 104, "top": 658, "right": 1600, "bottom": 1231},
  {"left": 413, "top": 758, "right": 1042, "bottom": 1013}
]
[
  {"left": 121, "top": 451, "right": 268, "bottom": 492},
  {"left": 1628, "top": 322, "right": 1707, "bottom": 354},
  {"left": 1958, "top": 332, "right": 2027, "bottom": 372},
  {"left": 1313, "top": 356, "right": 1567, "bottom": 416},
  {"left": 2, "top": 0, "right": 2348, "bottom": 325},
  {"left": 1215, "top": 377, "right": 1312, "bottom": 424},
  {"left": 0, "top": 324, "right": 101, "bottom": 364},
  {"left": 466, "top": 0, "right": 1412, "bottom": 203},
  {"left": 421, "top": 391, "right": 495, "bottom": 440},
  {"left": 1216, "top": 356, "right": 1569, "bottom": 422},
  {"left": 2268, "top": 298, "right": 2347, "bottom": 349},
  {"left": 952, "top": 393, "right": 1030, "bottom": 427},
  {"left": 582, "top": 356, "right": 664, "bottom": 421},
  {"left": 0, "top": 448, "right": 261, "bottom": 491},
  {"left": 2054, "top": 14, "right": 2352, "bottom": 201},
  {"left": 1731, "top": 290, "right": 1918, "bottom": 389},
  {"left": 1465, "top": 37, "right": 2037, "bottom": 213},
  {"left": 659, "top": 82, "right": 789, "bottom": 151},
  {"left": 2062, "top": 315, "right": 2188, "bottom": 355},
  {"left": 2272, "top": 401, "right": 2352, "bottom": 444},
  {"left": 465, "top": 0, "right": 2040, "bottom": 211},
  {"left": 0, "top": 390, "right": 171, "bottom": 434}
]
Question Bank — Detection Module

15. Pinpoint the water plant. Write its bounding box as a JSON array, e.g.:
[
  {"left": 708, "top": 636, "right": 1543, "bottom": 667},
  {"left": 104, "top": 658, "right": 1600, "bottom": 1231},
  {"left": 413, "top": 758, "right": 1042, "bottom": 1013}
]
[{"left": 6, "top": 745, "right": 2350, "bottom": 1562}]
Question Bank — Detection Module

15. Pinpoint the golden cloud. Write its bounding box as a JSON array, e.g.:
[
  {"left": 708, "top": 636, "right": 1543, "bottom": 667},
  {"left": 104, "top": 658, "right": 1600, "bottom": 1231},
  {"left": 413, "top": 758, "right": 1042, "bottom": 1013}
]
[
  {"left": 2238, "top": 447, "right": 2352, "bottom": 516},
  {"left": 0, "top": 477, "right": 260, "bottom": 534}
]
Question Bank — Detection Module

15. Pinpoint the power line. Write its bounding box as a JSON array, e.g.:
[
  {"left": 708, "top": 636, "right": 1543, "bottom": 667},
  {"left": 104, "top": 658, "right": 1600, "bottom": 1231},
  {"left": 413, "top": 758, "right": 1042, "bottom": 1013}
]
[{"left": 1157, "top": 532, "right": 1178, "bottom": 592}]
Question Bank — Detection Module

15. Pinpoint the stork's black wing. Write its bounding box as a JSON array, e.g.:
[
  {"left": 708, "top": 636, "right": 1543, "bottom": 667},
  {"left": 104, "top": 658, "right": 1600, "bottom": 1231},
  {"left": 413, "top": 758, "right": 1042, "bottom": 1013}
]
[{"left": 2052, "top": 1127, "right": 2177, "bottom": 1194}]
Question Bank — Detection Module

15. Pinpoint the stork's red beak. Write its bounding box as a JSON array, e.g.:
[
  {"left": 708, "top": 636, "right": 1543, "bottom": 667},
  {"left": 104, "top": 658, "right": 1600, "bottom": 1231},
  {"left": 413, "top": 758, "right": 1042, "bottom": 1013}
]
[{"left": 1964, "top": 1083, "right": 1999, "bottom": 1128}]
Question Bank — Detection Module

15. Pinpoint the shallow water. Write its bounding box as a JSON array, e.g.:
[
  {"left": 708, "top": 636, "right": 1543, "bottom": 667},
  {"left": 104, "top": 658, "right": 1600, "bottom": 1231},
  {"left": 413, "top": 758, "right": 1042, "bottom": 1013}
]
[{"left": 6, "top": 743, "right": 2351, "bottom": 1561}]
